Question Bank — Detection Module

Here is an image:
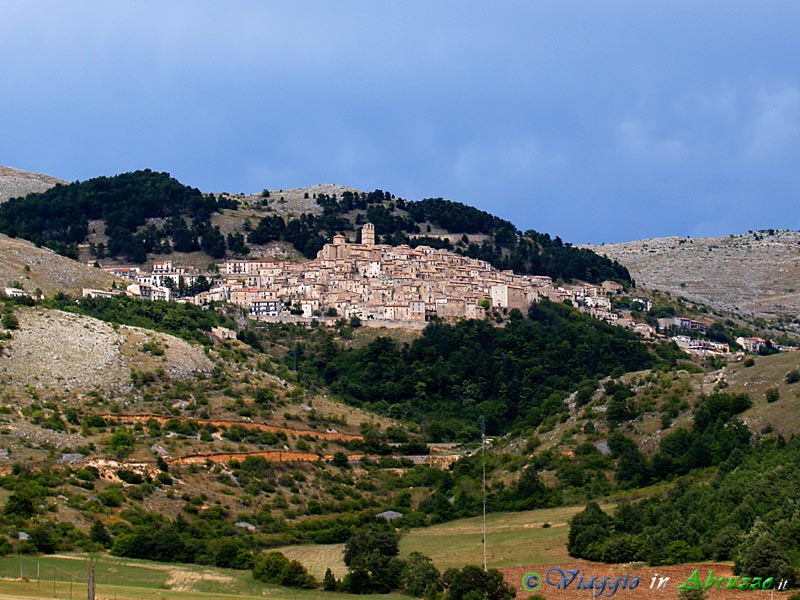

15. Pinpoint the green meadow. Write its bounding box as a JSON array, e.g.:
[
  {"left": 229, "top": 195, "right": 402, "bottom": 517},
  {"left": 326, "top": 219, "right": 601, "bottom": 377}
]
[{"left": 0, "top": 505, "right": 591, "bottom": 599}]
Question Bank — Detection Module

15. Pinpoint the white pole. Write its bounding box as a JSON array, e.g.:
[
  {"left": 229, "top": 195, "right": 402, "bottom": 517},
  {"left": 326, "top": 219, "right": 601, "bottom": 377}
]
[{"left": 482, "top": 416, "right": 487, "bottom": 572}]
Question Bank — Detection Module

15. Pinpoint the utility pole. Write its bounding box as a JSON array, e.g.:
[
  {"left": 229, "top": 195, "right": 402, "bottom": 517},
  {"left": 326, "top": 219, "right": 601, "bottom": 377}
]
[
  {"left": 482, "top": 415, "right": 487, "bottom": 572},
  {"left": 87, "top": 563, "right": 95, "bottom": 600}
]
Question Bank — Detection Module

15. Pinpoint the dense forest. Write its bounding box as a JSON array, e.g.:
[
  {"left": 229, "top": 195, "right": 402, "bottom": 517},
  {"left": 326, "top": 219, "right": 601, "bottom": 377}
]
[
  {"left": 301, "top": 300, "right": 654, "bottom": 438},
  {"left": 568, "top": 434, "right": 800, "bottom": 584}
]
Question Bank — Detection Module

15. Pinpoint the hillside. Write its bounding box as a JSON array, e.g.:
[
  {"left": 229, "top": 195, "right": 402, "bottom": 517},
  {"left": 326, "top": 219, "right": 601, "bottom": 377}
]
[
  {"left": 2, "top": 167, "right": 800, "bottom": 593},
  {"left": 723, "top": 350, "right": 800, "bottom": 437},
  {"left": 0, "top": 294, "right": 426, "bottom": 560},
  {"left": 0, "top": 305, "right": 213, "bottom": 396},
  {"left": 0, "top": 168, "right": 631, "bottom": 285},
  {"left": 0, "top": 233, "right": 119, "bottom": 296},
  {"left": 0, "top": 165, "right": 63, "bottom": 202},
  {"left": 586, "top": 230, "right": 800, "bottom": 320}
]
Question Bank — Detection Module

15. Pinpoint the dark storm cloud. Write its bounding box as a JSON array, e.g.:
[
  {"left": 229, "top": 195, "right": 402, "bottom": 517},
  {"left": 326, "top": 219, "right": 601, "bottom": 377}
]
[{"left": 2, "top": 1, "right": 798, "bottom": 242}]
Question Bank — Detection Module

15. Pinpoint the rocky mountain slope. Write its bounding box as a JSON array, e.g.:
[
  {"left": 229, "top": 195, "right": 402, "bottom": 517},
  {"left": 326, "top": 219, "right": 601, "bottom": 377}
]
[
  {"left": 0, "top": 233, "right": 119, "bottom": 295},
  {"left": 586, "top": 230, "right": 800, "bottom": 319},
  {"left": 0, "top": 305, "right": 213, "bottom": 395},
  {"left": 0, "top": 165, "right": 63, "bottom": 202}
]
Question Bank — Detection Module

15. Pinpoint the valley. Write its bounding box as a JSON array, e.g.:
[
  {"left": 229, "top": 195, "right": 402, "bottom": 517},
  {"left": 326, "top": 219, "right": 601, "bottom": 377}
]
[{"left": 0, "top": 166, "right": 799, "bottom": 599}]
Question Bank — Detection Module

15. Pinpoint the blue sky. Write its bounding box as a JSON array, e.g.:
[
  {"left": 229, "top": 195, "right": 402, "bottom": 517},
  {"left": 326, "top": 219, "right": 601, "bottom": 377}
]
[{"left": 2, "top": 1, "right": 799, "bottom": 243}]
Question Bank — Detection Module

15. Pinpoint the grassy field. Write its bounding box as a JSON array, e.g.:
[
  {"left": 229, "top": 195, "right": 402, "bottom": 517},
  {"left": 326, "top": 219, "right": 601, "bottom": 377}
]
[
  {"left": 275, "top": 503, "right": 599, "bottom": 581},
  {"left": 0, "top": 554, "right": 409, "bottom": 600},
  {"left": 399, "top": 505, "right": 592, "bottom": 570},
  {"left": 0, "top": 504, "right": 597, "bottom": 599}
]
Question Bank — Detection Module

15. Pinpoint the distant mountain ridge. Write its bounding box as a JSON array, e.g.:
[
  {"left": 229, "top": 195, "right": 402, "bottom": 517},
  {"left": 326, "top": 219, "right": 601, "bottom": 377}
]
[{"left": 586, "top": 229, "right": 800, "bottom": 319}]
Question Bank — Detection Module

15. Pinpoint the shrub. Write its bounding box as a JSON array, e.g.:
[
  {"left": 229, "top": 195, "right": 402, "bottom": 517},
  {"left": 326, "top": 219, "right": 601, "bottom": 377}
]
[
  {"left": 98, "top": 486, "right": 125, "bottom": 507},
  {"left": 108, "top": 427, "right": 135, "bottom": 457},
  {"left": 766, "top": 388, "right": 780, "bottom": 403},
  {"left": 678, "top": 588, "right": 706, "bottom": 600},
  {"left": 252, "top": 551, "right": 315, "bottom": 588},
  {"left": 786, "top": 369, "right": 800, "bottom": 384},
  {"left": 117, "top": 469, "right": 144, "bottom": 484},
  {"left": 253, "top": 551, "right": 290, "bottom": 583},
  {"left": 401, "top": 551, "right": 441, "bottom": 597},
  {"left": 1, "top": 311, "right": 19, "bottom": 330},
  {"left": 442, "top": 565, "right": 515, "bottom": 600}
]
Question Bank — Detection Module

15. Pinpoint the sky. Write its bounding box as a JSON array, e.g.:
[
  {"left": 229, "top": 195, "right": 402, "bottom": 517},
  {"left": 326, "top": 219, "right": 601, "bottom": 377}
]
[{"left": 2, "top": 1, "right": 799, "bottom": 244}]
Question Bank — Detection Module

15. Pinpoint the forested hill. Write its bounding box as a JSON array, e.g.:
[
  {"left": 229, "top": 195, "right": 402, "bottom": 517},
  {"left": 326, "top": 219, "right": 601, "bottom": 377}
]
[
  {"left": 306, "top": 300, "right": 654, "bottom": 439},
  {"left": 0, "top": 169, "right": 631, "bottom": 285},
  {"left": 0, "top": 170, "right": 236, "bottom": 262},
  {"left": 308, "top": 192, "right": 633, "bottom": 285}
]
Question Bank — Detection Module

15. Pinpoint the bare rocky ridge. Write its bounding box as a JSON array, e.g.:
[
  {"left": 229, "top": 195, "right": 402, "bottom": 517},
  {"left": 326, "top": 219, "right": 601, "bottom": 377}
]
[
  {"left": 222, "top": 183, "right": 361, "bottom": 220},
  {"left": 0, "top": 306, "right": 213, "bottom": 394},
  {"left": 0, "top": 233, "right": 120, "bottom": 295},
  {"left": 0, "top": 165, "right": 64, "bottom": 202},
  {"left": 586, "top": 230, "right": 800, "bottom": 318}
]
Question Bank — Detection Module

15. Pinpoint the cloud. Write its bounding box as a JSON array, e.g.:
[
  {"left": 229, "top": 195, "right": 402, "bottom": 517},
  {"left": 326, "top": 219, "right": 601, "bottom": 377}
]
[
  {"left": 748, "top": 86, "right": 800, "bottom": 157},
  {"left": 452, "top": 137, "right": 569, "bottom": 185},
  {"left": 617, "top": 119, "right": 688, "bottom": 163},
  {"left": 4, "top": 2, "right": 800, "bottom": 243}
]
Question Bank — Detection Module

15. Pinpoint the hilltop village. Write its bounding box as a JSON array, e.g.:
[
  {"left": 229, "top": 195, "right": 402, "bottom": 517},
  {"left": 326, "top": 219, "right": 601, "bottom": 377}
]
[
  {"left": 77, "top": 223, "right": 781, "bottom": 357},
  {"left": 85, "top": 224, "right": 616, "bottom": 321}
]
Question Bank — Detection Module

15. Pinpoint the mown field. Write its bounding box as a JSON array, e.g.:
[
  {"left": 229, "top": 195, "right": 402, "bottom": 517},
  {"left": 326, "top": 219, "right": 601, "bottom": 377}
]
[
  {"left": 0, "top": 505, "right": 584, "bottom": 599},
  {"left": 0, "top": 503, "right": 760, "bottom": 600},
  {"left": 0, "top": 554, "right": 409, "bottom": 600},
  {"left": 272, "top": 504, "right": 591, "bottom": 581}
]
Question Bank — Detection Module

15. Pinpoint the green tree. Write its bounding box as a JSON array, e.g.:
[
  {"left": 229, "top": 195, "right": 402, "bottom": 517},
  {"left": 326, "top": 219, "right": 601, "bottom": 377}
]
[
  {"left": 567, "top": 501, "right": 611, "bottom": 560},
  {"left": 2, "top": 493, "right": 34, "bottom": 520},
  {"left": 253, "top": 551, "right": 289, "bottom": 583},
  {"left": 735, "top": 533, "right": 795, "bottom": 586},
  {"left": 323, "top": 568, "right": 337, "bottom": 591},
  {"left": 278, "top": 560, "right": 316, "bottom": 589},
  {"left": 442, "top": 565, "right": 515, "bottom": 600},
  {"left": 401, "top": 551, "right": 441, "bottom": 597},
  {"left": 332, "top": 452, "right": 349, "bottom": 468},
  {"left": 343, "top": 523, "right": 403, "bottom": 593},
  {"left": 512, "top": 467, "right": 557, "bottom": 510},
  {"left": 90, "top": 520, "right": 112, "bottom": 548},
  {"left": 213, "top": 538, "right": 253, "bottom": 570},
  {"left": 108, "top": 427, "right": 135, "bottom": 458},
  {"left": 200, "top": 225, "right": 227, "bottom": 259},
  {"left": 30, "top": 524, "right": 56, "bottom": 554}
]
